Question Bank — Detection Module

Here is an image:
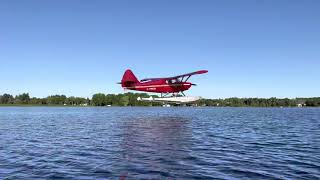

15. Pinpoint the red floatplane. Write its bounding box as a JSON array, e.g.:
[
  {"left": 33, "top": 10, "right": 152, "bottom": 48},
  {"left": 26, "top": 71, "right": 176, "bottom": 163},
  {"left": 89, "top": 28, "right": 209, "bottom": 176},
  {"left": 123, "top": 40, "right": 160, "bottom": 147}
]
[{"left": 119, "top": 69, "right": 208, "bottom": 104}]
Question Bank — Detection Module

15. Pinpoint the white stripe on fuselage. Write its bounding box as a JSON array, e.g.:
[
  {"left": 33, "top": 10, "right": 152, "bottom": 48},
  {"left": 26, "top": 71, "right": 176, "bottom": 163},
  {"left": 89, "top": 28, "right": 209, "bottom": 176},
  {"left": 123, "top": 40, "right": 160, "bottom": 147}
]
[{"left": 123, "top": 83, "right": 190, "bottom": 89}]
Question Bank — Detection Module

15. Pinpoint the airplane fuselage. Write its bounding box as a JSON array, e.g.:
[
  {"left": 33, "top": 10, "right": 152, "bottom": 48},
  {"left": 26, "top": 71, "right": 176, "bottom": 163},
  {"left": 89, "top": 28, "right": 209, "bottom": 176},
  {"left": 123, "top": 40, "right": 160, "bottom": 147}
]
[{"left": 123, "top": 79, "right": 192, "bottom": 93}]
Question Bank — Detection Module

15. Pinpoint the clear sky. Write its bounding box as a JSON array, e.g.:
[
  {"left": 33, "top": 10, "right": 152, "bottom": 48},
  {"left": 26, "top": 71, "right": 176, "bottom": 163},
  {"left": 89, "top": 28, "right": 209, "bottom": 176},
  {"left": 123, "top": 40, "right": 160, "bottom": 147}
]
[{"left": 0, "top": 0, "right": 319, "bottom": 98}]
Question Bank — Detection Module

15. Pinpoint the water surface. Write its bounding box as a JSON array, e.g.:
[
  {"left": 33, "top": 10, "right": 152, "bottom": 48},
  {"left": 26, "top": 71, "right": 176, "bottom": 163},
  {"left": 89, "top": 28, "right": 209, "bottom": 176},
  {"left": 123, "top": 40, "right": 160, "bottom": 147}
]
[{"left": 0, "top": 107, "right": 319, "bottom": 179}]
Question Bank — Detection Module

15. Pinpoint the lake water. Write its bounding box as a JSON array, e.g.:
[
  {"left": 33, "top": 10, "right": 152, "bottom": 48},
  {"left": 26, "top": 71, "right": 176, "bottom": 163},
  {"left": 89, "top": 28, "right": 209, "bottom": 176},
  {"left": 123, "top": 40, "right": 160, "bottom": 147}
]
[{"left": 0, "top": 107, "right": 319, "bottom": 179}]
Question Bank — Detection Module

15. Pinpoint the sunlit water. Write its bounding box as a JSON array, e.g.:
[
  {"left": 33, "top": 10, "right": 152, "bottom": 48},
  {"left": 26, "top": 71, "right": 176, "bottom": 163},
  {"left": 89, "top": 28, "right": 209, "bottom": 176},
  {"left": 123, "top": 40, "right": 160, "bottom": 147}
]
[{"left": 0, "top": 107, "right": 319, "bottom": 179}]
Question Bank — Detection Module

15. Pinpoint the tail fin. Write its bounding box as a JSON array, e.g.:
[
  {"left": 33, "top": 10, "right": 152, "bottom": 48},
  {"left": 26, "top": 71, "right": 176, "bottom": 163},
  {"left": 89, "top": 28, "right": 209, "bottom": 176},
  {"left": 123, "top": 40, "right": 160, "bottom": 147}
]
[{"left": 121, "top": 69, "right": 139, "bottom": 87}]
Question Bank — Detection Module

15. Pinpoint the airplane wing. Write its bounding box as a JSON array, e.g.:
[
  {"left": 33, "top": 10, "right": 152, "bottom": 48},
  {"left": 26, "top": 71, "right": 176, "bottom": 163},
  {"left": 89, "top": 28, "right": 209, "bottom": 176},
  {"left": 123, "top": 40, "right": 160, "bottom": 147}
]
[{"left": 140, "top": 70, "right": 208, "bottom": 82}]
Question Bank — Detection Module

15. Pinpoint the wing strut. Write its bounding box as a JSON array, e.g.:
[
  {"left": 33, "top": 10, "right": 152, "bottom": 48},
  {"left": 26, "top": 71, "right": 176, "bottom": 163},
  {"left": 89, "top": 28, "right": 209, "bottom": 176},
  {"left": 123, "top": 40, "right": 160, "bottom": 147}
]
[{"left": 184, "top": 75, "right": 191, "bottom": 82}]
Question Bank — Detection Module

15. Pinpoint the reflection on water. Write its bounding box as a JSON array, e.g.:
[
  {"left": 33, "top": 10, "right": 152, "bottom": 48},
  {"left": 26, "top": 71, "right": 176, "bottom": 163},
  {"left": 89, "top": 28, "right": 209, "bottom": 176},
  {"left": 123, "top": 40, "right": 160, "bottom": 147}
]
[
  {"left": 0, "top": 107, "right": 319, "bottom": 179},
  {"left": 119, "top": 116, "right": 192, "bottom": 179}
]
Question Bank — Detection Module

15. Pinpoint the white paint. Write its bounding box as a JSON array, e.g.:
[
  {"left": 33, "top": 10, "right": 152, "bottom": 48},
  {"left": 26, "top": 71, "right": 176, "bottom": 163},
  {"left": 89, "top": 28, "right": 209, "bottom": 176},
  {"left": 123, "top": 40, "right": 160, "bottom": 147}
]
[{"left": 137, "top": 96, "right": 201, "bottom": 104}]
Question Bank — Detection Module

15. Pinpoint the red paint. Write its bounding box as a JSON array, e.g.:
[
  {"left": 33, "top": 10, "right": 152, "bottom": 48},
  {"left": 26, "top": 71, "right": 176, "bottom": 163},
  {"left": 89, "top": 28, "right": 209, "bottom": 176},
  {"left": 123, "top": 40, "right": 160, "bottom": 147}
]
[{"left": 120, "top": 69, "right": 207, "bottom": 94}]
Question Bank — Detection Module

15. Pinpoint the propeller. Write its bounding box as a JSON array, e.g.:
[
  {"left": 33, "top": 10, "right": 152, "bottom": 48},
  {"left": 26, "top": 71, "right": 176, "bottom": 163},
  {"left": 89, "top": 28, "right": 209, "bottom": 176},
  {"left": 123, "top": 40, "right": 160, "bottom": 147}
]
[{"left": 191, "top": 83, "right": 197, "bottom": 86}]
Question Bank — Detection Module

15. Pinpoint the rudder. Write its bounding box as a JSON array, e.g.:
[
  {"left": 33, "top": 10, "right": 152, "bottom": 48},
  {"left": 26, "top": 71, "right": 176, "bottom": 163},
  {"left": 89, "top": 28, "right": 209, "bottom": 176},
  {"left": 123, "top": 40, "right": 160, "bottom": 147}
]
[{"left": 121, "top": 69, "right": 139, "bottom": 87}]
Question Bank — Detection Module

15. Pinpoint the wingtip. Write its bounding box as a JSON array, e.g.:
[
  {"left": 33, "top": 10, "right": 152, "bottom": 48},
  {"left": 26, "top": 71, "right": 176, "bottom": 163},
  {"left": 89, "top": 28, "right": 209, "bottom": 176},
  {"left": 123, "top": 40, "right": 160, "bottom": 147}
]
[{"left": 198, "top": 70, "right": 208, "bottom": 74}]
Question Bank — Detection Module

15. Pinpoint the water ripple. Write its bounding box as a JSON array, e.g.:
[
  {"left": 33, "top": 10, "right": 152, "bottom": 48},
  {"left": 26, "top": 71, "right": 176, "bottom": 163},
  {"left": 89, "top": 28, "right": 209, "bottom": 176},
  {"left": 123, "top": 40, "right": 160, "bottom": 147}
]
[{"left": 0, "top": 107, "right": 319, "bottom": 179}]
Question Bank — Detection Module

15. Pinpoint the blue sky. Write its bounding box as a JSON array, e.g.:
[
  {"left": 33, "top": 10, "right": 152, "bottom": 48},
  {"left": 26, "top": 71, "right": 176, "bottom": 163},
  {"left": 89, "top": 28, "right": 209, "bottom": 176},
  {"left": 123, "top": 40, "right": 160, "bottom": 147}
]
[{"left": 0, "top": 0, "right": 319, "bottom": 98}]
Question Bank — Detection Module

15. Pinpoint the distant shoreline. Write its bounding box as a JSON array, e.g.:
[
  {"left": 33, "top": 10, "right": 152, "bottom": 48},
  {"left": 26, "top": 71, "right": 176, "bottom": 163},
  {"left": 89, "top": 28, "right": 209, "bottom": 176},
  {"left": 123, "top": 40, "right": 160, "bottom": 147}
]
[
  {"left": 0, "top": 104, "right": 92, "bottom": 107},
  {"left": 1, "top": 104, "right": 319, "bottom": 108},
  {"left": 1, "top": 92, "right": 320, "bottom": 107}
]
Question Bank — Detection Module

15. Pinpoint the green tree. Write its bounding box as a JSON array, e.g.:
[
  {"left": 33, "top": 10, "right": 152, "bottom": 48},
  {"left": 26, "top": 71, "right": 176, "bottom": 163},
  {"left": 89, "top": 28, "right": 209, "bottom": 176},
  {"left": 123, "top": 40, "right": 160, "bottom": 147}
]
[
  {"left": 66, "top": 96, "right": 86, "bottom": 105},
  {"left": 15, "top": 93, "right": 30, "bottom": 104},
  {"left": 29, "top": 97, "right": 43, "bottom": 105},
  {"left": 0, "top": 94, "right": 14, "bottom": 104},
  {"left": 120, "top": 96, "right": 129, "bottom": 106},
  {"left": 92, "top": 93, "right": 106, "bottom": 106},
  {"left": 46, "top": 95, "right": 67, "bottom": 105}
]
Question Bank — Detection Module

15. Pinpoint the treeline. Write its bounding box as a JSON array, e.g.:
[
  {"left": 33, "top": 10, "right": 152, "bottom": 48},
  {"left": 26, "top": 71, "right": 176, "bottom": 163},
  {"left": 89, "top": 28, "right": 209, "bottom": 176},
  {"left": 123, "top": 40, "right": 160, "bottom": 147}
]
[
  {"left": 198, "top": 97, "right": 320, "bottom": 107},
  {"left": 0, "top": 92, "right": 159, "bottom": 106},
  {"left": 0, "top": 93, "right": 90, "bottom": 106},
  {"left": 91, "top": 93, "right": 160, "bottom": 106},
  {"left": 0, "top": 93, "right": 320, "bottom": 107}
]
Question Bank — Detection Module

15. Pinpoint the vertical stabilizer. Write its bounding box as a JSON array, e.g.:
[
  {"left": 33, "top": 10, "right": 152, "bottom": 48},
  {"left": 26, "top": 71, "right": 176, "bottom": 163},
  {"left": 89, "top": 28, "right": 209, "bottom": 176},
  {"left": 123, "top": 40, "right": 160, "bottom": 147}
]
[{"left": 121, "top": 69, "right": 139, "bottom": 87}]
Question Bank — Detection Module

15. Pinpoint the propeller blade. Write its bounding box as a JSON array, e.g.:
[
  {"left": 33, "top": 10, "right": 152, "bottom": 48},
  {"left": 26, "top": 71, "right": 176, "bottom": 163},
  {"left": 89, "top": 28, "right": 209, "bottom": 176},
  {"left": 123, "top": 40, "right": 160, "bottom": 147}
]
[{"left": 191, "top": 83, "right": 197, "bottom": 86}]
